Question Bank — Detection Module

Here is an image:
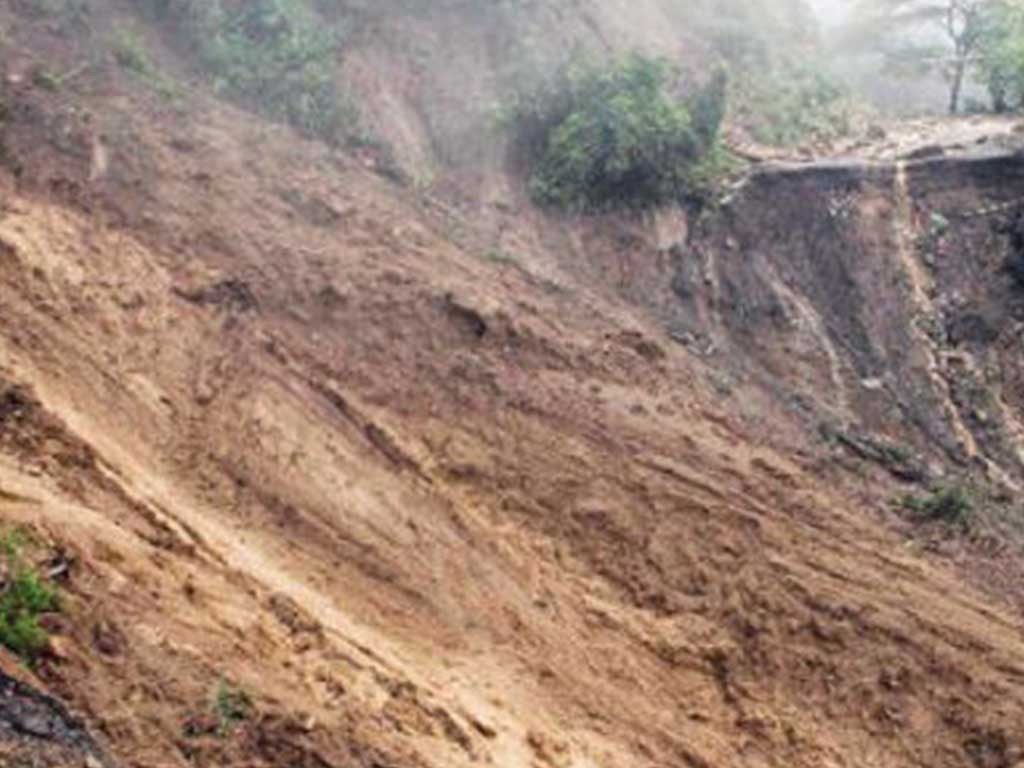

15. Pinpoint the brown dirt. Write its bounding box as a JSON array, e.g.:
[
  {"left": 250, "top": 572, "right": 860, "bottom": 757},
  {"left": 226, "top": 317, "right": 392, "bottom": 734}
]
[{"left": 0, "top": 3, "right": 1023, "bottom": 768}]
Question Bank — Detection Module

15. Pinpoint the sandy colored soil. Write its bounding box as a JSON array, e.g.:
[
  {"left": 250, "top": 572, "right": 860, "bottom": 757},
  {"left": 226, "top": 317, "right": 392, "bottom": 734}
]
[
  {"left": 0, "top": 3, "right": 1022, "bottom": 766},
  {"left": 0, "top": 100, "right": 1020, "bottom": 767}
]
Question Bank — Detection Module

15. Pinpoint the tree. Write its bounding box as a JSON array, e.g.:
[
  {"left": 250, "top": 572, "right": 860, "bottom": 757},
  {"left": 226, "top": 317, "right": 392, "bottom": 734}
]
[
  {"left": 690, "top": 0, "right": 857, "bottom": 146},
  {"left": 846, "top": 0, "right": 987, "bottom": 113},
  {"left": 516, "top": 54, "right": 726, "bottom": 211},
  {"left": 975, "top": 0, "right": 1024, "bottom": 111}
]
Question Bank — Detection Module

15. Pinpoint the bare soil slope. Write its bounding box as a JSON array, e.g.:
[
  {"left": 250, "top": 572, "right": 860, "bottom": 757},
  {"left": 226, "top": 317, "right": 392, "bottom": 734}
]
[{"left": 0, "top": 3, "right": 1023, "bottom": 768}]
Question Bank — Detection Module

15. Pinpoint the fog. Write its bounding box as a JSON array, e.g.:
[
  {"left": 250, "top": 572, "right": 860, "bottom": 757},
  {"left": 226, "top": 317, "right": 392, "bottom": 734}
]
[{"left": 807, "top": 0, "right": 849, "bottom": 26}]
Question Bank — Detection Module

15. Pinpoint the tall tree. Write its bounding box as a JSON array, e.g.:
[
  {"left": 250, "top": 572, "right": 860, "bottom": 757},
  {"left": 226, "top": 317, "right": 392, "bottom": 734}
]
[{"left": 845, "top": 0, "right": 986, "bottom": 113}]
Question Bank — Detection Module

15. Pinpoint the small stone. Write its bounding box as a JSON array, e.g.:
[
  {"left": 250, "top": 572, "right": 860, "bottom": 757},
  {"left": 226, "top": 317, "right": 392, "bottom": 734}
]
[
  {"left": 47, "top": 635, "right": 72, "bottom": 661},
  {"left": 15, "top": 712, "right": 52, "bottom": 737},
  {"left": 93, "top": 620, "right": 125, "bottom": 657}
]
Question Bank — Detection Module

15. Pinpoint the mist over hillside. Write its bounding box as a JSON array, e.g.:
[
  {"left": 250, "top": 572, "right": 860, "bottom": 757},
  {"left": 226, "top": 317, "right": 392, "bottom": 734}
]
[{"left": 808, "top": 0, "right": 849, "bottom": 26}]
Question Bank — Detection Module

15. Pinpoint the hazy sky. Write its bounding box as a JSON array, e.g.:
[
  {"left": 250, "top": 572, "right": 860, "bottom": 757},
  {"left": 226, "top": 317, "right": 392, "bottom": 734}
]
[{"left": 807, "top": 0, "right": 848, "bottom": 26}]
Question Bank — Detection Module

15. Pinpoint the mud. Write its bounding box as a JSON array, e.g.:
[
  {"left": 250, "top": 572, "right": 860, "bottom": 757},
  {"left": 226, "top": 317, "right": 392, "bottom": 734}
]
[{"left": 0, "top": 2, "right": 1023, "bottom": 768}]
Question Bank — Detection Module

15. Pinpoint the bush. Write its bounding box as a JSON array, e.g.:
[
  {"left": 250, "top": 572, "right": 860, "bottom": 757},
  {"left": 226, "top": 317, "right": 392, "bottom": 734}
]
[
  {"left": 978, "top": 0, "right": 1024, "bottom": 112},
  {"left": 0, "top": 529, "right": 60, "bottom": 663},
  {"left": 183, "top": 678, "right": 254, "bottom": 739},
  {"left": 690, "top": 0, "right": 863, "bottom": 147},
  {"left": 113, "top": 26, "right": 154, "bottom": 76},
  {"left": 901, "top": 485, "right": 974, "bottom": 528},
  {"left": 213, "top": 679, "right": 252, "bottom": 735},
  {"left": 509, "top": 53, "right": 727, "bottom": 212},
  {"left": 733, "top": 63, "right": 855, "bottom": 147},
  {"left": 139, "top": 0, "right": 357, "bottom": 144}
]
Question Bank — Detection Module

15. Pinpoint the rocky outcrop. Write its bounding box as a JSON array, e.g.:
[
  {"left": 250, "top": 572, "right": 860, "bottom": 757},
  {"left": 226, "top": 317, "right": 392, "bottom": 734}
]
[
  {"left": 670, "top": 143, "right": 1024, "bottom": 485},
  {"left": 0, "top": 667, "right": 114, "bottom": 768}
]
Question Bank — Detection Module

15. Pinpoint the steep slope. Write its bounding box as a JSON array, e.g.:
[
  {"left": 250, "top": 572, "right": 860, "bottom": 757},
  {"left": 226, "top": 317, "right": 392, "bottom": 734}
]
[
  {"left": 3, "top": 127, "right": 1024, "bottom": 768},
  {"left": 0, "top": 2, "right": 1024, "bottom": 768}
]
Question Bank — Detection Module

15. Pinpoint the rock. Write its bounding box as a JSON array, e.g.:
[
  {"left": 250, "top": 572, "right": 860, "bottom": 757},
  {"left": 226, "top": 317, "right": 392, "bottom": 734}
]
[
  {"left": 904, "top": 144, "right": 945, "bottom": 161},
  {"left": 182, "top": 712, "right": 219, "bottom": 737},
  {"left": 470, "top": 716, "right": 497, "bottom": 739},
  {"left": 93, "top": 620, "right": 125, "bottom": 657},
  {"left": 46, "top": 634, "right": 73, "bottom": 661},
  {"left": 15, "top": 712, "right": 53, "bottom": 737},
  {"left": 267, "top": 592, "right": 322, "bottom": 636}
]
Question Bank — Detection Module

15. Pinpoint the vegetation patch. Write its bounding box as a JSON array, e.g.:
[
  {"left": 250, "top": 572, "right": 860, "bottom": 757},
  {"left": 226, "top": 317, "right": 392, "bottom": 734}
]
[
  {"left": 112, "top": 26, "right": 154, "bottom": 77},
  {"left": 184, "top": 678, "right": 254, "bottom": 739},
  {"left": 821, "top": 424, "right": 925, "bottom": 482},
  {"left": 0, "top": 528, "right": 60, "bottom": 664},
  {"left": 214, "top": 679, "right": 253, "bottom": 734},
  {"left": 139, "top": 0, "right": 358, "bottom": 144},
  {"left": 732, "top": 64, "right": 859, "bottom": 147},
  {"left": 30, "top": 66, "right": 62, "bottom": 93},
  {"left": 691, "top": 0, "right": 864, "bottom": 146},
  {"left": 503, "top": 53, "right": 729, "bottom": 212},
  {"left": 900, "top": 484, "right": 975, "bottom": 529}
]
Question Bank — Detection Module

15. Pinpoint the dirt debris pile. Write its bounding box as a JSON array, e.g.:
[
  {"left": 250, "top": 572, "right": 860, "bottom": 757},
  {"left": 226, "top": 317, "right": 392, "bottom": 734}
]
[{"left": 0, "top": 2, "right": 1023, "bottom": 768}]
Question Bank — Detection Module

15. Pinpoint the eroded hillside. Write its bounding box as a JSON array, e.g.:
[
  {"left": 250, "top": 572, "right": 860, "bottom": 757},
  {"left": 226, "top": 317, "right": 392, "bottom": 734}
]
[{"left": 1, "top": 2, "right": 1024, "bottom": 768}]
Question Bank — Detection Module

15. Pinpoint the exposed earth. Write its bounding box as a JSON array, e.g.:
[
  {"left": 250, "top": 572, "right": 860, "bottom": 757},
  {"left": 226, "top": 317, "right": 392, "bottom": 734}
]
[{"left": 1, "top": 2, "right": 1024, "bottom": 767}]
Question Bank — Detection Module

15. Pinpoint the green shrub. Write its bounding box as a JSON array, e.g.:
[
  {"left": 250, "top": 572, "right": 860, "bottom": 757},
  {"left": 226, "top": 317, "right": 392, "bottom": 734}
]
[
  {"left": 113, "top": 26, "right": 154, "bottom": 76},
  {"left": 0, "top": 529, "right": 60, "bottom": 663},
  {"left": 193, "top": 0, "right": 354, "bottom": 143},
  {"left": 733, "top": 63, "right": 855, "bottom": 147},
  {"left": 138, "top": 0, "right": 357, "bottom": 144},
  {"left": 213, "top": 679, "right": 252, "bottom": 735},
  {"left": 901, "top": 484, "right": 974, "bottom": 528},
  {"left": 31, "top": 66, "right": 61, "bottom": 92},
  {"left": 509, "top": 53, "right": 727, "bottom": 212},
  {"left": 977, "top": 0, "right": 1024, "bottom": 112}
]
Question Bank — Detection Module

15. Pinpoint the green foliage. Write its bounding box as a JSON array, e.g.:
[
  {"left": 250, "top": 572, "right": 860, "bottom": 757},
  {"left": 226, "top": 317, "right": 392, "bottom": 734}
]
[
  {"left": 977, "top": 0, "right": 1024, "bottom": 111},
  {"left": 929, "top": 211, "right": 950, "bottom": 237},
  {"left": 22, "top": 0, "right": 71, "bottom": 15},
  {"left": 512, "top": 53, "right": 727, "bottom": 212},
  {"left": 0, "top": 529, "right": 60, "bottom": 664},
  {"left": 844, "top": 0, "right": 988, "bottom": 113},
  {"left": 139, "top": 0, "right": 357, "bottom": 144},
  {"left": 690, "top": 68, "right": 729, "bottom": 149},
  {"left": 0, "top": 529, "right": 28, "bottom": 560},
  {"left": 733, "top": 64, "right": 857, "bottom": 147},
  {"left": 113, "top": 26, "right": 154, "bottom": 76},
  {"left": 482, "top": 248, "right": 520, "bottom": 266},
  {"left": 691, "top": 0, "right": 864, "bottom": 146},
  {"left": 31, "top": 66, "right": 61, "bottom": 92},
  {"left": 213, "top": 679, "right": 252, "bottom": 735},
  {"left": 901, "top": 484, "right": 974, "bottom": 528},
  {"left": 203, "top": 1, "right": 350, "bottom": 142}
]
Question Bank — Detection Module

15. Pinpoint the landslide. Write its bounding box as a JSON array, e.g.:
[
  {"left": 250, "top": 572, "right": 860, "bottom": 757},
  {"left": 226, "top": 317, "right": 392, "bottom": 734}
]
[{"left": 0, "top": 2, "right": 1023, "bottom": 768}]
